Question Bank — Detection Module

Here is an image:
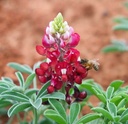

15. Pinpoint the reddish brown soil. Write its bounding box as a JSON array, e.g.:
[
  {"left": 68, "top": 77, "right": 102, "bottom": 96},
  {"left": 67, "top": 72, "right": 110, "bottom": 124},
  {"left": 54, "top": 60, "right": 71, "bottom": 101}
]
[{"left": 0, "top": 0, "right": 128, "bottom": 123}]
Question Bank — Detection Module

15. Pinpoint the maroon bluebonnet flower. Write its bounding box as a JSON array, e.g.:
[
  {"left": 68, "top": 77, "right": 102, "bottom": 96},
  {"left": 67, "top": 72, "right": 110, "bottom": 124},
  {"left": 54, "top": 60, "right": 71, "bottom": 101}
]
[{"left": 35, "top": 13, "right": 94, "bottom": 104}]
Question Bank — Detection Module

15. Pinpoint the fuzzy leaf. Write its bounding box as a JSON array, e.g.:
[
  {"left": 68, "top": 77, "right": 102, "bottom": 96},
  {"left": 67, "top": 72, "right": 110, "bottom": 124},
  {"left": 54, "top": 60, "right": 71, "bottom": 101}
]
[
  {"left": 92, "top": 88, "right": 106, "bottom": 103},
  {"left": 29, "top": 98, "right": 42, "bottom": 109},
  {"left": 102, "top": 45, "right": 119, "bottom": 53},
  {"left": 69, "top": 103, "right": 80, "bottom": 124},
  {"left": 0, "top": 99, "right": 12, "bottom": 108},
  {"left": 80, "top": 79, "right": 94, "bottom": 91},
  {"left": 96, "top": 94, "right": 106, "bottom": 103},
  {"left": 0, "top": 81, "right": 14, "bottom": 87},
  {"left": 1, "top": 77, "right": 13, "bottom": 83},
  {"left": 10, "top": 86, "right": 23, "bottom": 92},
  {"left": 44, "top": 109, "right": 67, "bottom": 124},
  {"left": 1, "top": 91, "right": 29, "bottom": 102},
  {"left": 122, "top": 93, "right": 128, "bottom": 100},
  {"left": 117, "top": 98, "right": 126, "bottom": 109},
  {"left": 120, "top": 113, "right": 128, "bottom": 123},
  {"left": 92, "top": 86, "right": 104, "bottom": 95},
  {"left": 117, "top": 108, "right": 126, "bottom": 115},
  {"left": 107, "top": 102, "right": 117, "bottom": 116},
  {"left": 39, "top": 118, "right": 57, "bottom": 124},
  {"left": 82, "top": 79, "right": 94, "bottom": 84},
  {"left": 92, "top": 107, "right": 113, "bottom": 121},
  {"left": 25, "top": 89, "right": 38, "bottom": 97},
  {"left": 114, "top": 116, "right": 120, "bottom": 122},
  {"left": 121, "top": 108, "right": 128, "bottom": 117},
  {"left": 36, "top": 81, "right": 50, "bottom": 99},
  {"left": 41, "top": 92, "right": 65, "bottom": 100},
  {"left": 110, "top": 80, "right": 124, "bottom": 92},
  {"left": 111, "top": 40, "right": 127, "bottom": 46},
  {"left": 8, "top": 102, "right": 31, "bottom": 117},
  {"left": 113, "top": 24, "right": 128, "bottom": 30},
  {"left": 113, "top": 17, "right": 128, "bottom": 24},
  {"left": 7, "top": 62, "right": 33, "bottom": 74},
  {"left": 76, "top": 113, "right": 101, "bottom": 124},
  {"left": 80, "top": 83, "right": 95, "bottom": 95},
  {"left": 110, "top": 96, "right": 122, "bottom": 105},
  {"left": 0, "top": 86, "right": 8, "bottom": 93},
  {"left": 24, "top": 73, "right": 35, "bottom": 89},
  {"left": 48, "top": 99, "right": 67, "bottom": 121},
  {"left": 15, "top": 72, "right": 24, "bottom": 87},
  {"left": 106, "top": 86, "right": 114, "bottom": 99}
]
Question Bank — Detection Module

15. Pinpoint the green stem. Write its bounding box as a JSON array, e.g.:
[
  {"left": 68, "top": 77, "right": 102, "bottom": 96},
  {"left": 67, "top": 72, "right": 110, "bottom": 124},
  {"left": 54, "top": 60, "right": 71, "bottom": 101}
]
[
  {"left": 17, "top": 113, "right": 22, "bottom": 122},
  {"left": 7, "top": 115, "right": 14, "bottom": 124},
  {"left": 23, "top": 111, "right": 27, "bottom": 122},
  {"left": 33, "top": 77, "right": 37, "bottom": 89},
  {"left": 61, "top": 84, "right": 67, "bottom": 110},
  {"left": 33, "top": 108, "right": 38, "bottom": 124}
]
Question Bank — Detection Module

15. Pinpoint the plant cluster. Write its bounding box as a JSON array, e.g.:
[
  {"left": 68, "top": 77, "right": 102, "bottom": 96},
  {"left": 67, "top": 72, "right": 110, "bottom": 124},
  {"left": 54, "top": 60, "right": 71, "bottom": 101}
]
[{"left": 0, "top": 13, "right": 128, "bottom": 124}]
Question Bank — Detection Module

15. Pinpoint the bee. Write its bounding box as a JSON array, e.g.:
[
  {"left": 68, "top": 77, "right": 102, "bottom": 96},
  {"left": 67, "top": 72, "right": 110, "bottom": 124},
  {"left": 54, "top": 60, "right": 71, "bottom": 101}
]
[{"left": 80, "top": 59, "right": 99, "bottom": 71}]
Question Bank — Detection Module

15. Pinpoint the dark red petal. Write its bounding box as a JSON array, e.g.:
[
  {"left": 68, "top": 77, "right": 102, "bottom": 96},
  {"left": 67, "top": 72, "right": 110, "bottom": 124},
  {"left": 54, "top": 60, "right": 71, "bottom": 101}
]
[
  {"left": 67, "top": 65, "right": 73, "bottom": 75},
  {"left": 70, "top": 53, "right": 78, "bottom": 63},
  {"left": 81, "top": 71, "right": 88, "bottom": 78},
  {"left": 75, "top": 76, "right": 82, "bottom": 84},
  {"left": 73, "top": 86, "right": 80, "bottom": 98},
  {"left": 38, "top": 76, "right": 47, "bottom": 83},
  {"left": 40, "top": 62, "right": 49, "bottom": 71},
  {"left": 36, "top": 45, "right": 45, "bottom": 55},
  {"left": 73, "top": 91, "right": 79, "bottom": 98},
  {"left": 78, "top": 91, "right": 87, "bottom": 99},
  {"left": 62, "top": 74, "right": 68, "bottom": 82},
  {"left": 77, "top": 65, "right": 86, "bottom": 74},
  {"left": 65, "top": 84, "right": 71, "bottom": 93},
  {"left": 47, "top": 85, "right": 55, "bottom": 93},
  {"left": 66, "top": 95, "right": 72, "bottom": 104},
  {"left": 35, "top": 68, "right": 45, "bottom": 76},
  {"left": 54, "top": 81, "right": 63, "bottom": 90}
]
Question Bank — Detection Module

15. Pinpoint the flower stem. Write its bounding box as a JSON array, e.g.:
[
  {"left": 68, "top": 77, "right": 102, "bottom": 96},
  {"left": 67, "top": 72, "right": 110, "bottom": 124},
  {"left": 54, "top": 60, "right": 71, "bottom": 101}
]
[
  {"left": 33, "top": 108, "right": 38, "bottom": 124},
  {"left": 33, "top": 77, "right": 37, "bottom": 89},
  {"left": 61, "top": 84, "right": 67, "bottom": 110}
]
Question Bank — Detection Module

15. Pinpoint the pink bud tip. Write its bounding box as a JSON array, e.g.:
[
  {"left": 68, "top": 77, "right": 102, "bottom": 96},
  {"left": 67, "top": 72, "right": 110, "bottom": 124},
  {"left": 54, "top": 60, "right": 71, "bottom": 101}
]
[
  {"left": 68, "top": 33, "right": 80, "bottom": 47},
  {"left": 42, "top": 35, "right": 55, "bottom": 48}
]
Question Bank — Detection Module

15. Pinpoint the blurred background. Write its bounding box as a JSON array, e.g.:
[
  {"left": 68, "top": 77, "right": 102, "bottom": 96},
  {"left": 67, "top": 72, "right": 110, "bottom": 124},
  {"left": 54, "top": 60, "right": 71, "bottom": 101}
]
[{"left": 0, "top": 0, "right": 128, "bottom": 89}]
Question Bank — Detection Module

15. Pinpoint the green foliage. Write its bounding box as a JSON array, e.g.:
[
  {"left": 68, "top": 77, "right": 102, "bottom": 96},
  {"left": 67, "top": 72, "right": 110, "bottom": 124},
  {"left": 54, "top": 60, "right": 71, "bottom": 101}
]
[
  {"left": 8, "top": 102, "right": 31, "bottom": 117},
  {"left": 7, "top": 62, "right": 33, "bottom": 74},
  {"left": 69, "top": 103, "right": 81, "bottom": 124},
  {"left": 80, "top": 79, "right": 128, "bottom": 124},
  {"left": 76, "top": 113, "right": 101, "bottom": 124},
  {"left": 102, "top": 3, "right": 128, "bottom": 53},
  {"left": 0, "top": 62, "right": 65, "bottom": 123},
  {"left": 44, "top": 99, "right": 101, "bottom": 124},
  {"left": 102, "top": 40, "right": 128, "bottom": 53},
  {"left": 44, "top": 99, "right": 67, "bottom": 124},
  {"left": 1, "top": 62, "right": 128, "bottom": 124}
]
